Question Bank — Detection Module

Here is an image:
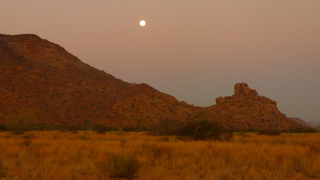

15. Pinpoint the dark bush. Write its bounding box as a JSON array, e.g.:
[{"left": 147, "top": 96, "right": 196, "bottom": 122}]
[
  {"left": 7, "top": 110, "right": 38, "bottom": 135},
  {"left": 150, "top": 119, "right": 183, "bottom": 137},
  {"left": 258, "top": 129, "right": 281, "bottom": 136},
  {"left": 122, "top": 125, "right": 148, "bottom": 132},
  {"left": 180, "top": 120, "right": 232, "bottom": 141},
  {"left": 0, "top": 161, "right": 6, "bottom": 178},
  {"left": 0, "top": 124, "right": 8, "bottom": 131},
  {"left": 92, "top": 124, "right": 113, "bottom": 134},
  {"left": 151, "top": 119, "right": 232, "bottom": 141},
  {"left": 287, "top": 128, "right": 318, "bottom": 133},
  {"left": 97, "top": 153, "right": 140, "bottom": 179}
]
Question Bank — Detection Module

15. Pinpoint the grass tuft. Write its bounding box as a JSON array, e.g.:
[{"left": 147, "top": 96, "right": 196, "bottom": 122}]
[{"left": 97, "top": 152, "right": 140, "bottom": 179}]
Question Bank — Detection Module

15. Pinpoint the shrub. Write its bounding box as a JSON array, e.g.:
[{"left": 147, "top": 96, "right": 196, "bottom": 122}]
[
  {"left": 7, "top": 110, "right": 38, "bottom": 135},
  {"left": 0, "top": 161, "right": 5, "bottom": 178},
  {"left": 141, "top": 143, "right": 173, "bottom": 159},
  {"left": 151, "top": 119, "right": 233, "bottom": 141},
  {"left": 150, "top": 119, "right": 183, "bottom": 137},
  {"left": 288, "top": 128, "right": 318, "bottom": 133},
  {"left": 257, "top": 129, "right": 281, "bottom": 136},
  {"left": 78, "top": 135, "right": 90, "bottom": 140},
  {"left": 92, "top": 124, "right": 112, "bottom": 134},
  {"left": 22, "top": 133, "right": 35, "bottom": 139},
  {"left": 98, "top": 153, "right": 140, "bottom": 179},
  {"left": 61, "top": 125, "right": 79, "bottom": 133},
  {"left": 180, "top": 120, "right": 232, "bottom": 141},
  {"left": 0, "top": 124, "right": 7, "bottom": 131},
  {"left": 309, "top": 143, "right": 320, "bottom": 153}
]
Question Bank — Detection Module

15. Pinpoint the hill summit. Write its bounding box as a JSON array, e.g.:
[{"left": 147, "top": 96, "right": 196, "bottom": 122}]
[{"left": 0, "top": 34, "right": 307, "bottom": 131}]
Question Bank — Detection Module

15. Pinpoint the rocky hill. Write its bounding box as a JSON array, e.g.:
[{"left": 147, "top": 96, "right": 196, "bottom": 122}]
[
  {"left": 0, "top": 34, "right": 308, "bottom": 131},
  {"left": 307, "top": 121, "right": 320, "bottom": 128},
  {"left": 289, "top": 117, "right": 313, "bottom": 128},
  {"left": 200, "top": 83, "right": 307, "bottom": 131}
]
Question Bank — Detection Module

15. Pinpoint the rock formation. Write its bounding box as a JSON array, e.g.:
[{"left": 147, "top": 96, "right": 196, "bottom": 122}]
[
  {"left": 203, "top": 83, "right": 304, "bottom": 131},
  {"left": 0, "top": 34, "right": 308, "bottom": 131}
]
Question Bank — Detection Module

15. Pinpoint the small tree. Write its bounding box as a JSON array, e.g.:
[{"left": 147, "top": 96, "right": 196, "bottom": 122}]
[
  {"left": 150, "top": 119, "right": 183, "bottom": 137},
  {"left": 257, "top": 129, "right": 281, "bottom": 136},
  {"left": 151, "top": 118, "right": 233, "bottom": 141},
  {"left": 0, "top": 124, "right": 8, "bottom": 131},
  {"left": 92, "top": 124, "right": 112, "bottom": 134},
  {"left": 7, "top": 110, "right": 38, "bottom": 135},
  {"left": 180, "top": 120, "right": 232, "bottom": 141}
]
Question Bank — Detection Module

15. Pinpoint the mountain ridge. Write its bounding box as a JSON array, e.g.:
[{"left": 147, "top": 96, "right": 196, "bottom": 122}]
[{"left": 0, "top": 34, "right": 309, "bottom": 131}]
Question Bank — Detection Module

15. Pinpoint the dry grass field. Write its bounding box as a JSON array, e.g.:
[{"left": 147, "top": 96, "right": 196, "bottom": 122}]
[{"left": 0, "top": 131, "right": 319, "bottom": 180}]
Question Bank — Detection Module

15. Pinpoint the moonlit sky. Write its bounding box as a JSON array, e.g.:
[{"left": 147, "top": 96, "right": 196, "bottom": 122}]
[{"left": 1, "top": 1, "right": 320, "bottom": 122}]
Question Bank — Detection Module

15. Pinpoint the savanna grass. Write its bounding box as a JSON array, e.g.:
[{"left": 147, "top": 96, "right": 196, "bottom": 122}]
[{"left": 0, "top": 131, "right": 319, "bottom": 179}]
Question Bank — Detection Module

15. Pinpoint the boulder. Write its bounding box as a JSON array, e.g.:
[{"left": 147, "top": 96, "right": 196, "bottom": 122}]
[
  {"left": 234, "top": 82, "right": 258, "bottom": 96},
  {"left": 215, "top": 97, "right": 225, "bottom": 104}
]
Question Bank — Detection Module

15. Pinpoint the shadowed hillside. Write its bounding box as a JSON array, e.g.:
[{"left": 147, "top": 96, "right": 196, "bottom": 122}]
[{"left": 0, "top": 34, "right": 308, "bottom": 131}]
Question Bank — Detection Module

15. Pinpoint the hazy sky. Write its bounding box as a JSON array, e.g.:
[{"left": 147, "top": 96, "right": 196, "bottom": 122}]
[{"left": 1, "top": 1, "right": 320, "bottom": 122}]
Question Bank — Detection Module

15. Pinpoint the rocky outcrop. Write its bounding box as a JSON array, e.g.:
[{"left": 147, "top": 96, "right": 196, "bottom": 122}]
[
  {"left": 203, "top": 83, "right": 304, "bottom": 131},
  {"left": 234, "top": 83, "right": 258, "bottom": 96},
  {"left": 214, "top": 83, "right": 280, "bottom": 116},
  {"left": 0, "top": 34, "right": 307, "bottom": 131}
]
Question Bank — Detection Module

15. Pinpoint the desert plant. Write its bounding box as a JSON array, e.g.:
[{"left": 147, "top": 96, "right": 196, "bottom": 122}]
[
  {"left": 288, "top": 127, "right": 318, "bottom": 133},
  {"left": 92, "top": 124, "right": 112, "bottom": 134},
  {"left": 0, "top": 124, "right": 7, "bottom": 131},
  {"left": 7, "top": 110, "right": 38, "bottom": 135},
  {"left": 22, "top": 133, "right": 35, "bottom": 139},
  {"left": 257, "top": 129, "right": 281, "bottom": 136},
  {"left": 151, "top": 119, "right": 232, "bottom": 141},
  {"left": 0, "top": 161, "right": 5, "bottom": 178},
  {"left": 98, "top": 153, "right": 140, "bottom": 179},
  {"left": 150, "top": 119, "right": 183, "bottom": 137},
  {"left": 180, "top": 120, "right": 232, "bottom": 141}
]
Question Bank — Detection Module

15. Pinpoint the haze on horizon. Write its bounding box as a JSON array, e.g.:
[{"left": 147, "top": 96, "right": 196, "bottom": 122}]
[{"left": 1, "top": 1, "right": 319, "bottom": 123}]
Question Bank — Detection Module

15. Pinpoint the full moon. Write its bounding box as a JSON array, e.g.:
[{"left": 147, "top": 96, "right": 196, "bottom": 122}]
[{"left": 139, "top": 20, "right": 146, "bottom": 27}]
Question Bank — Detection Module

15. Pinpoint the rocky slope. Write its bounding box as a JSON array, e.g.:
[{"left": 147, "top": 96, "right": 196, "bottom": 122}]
[
  {"left": 307, "top": 121, "right": 320, "bottom": 128},
  {"left": 0, "top": 34, "right": 308, "bottom": 131},
  {"left": 289, "top": 117, "right": 313, "bottom": 128}
]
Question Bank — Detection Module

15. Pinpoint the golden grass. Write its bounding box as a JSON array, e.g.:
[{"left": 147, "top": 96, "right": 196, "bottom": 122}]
[{"left": 0, "top": 131, "right": 319, "bottom": 180}]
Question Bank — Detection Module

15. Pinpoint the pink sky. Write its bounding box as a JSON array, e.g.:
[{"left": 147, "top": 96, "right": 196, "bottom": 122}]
[{"left": 1, "top": 1, "right": 320, "bottom": 122}]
